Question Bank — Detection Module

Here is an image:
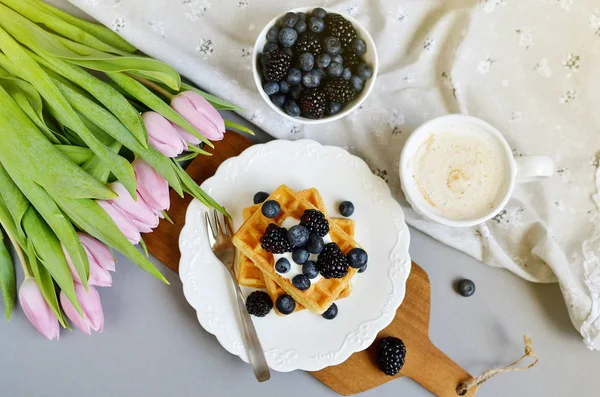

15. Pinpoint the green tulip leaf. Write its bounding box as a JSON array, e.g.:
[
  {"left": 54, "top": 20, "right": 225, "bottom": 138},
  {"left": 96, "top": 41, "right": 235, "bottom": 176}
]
[
  {"left": 180, "top": 82, "right": 244, "bottom": 111},
  {"left": 55, "top": 145, "right": 94, "bottom": 165},
  {"left": 224, "top": 120, "right": 255, "bottom": 136},
  {"left": 0, "top": 229, "right": 16, "bottom": 321}
]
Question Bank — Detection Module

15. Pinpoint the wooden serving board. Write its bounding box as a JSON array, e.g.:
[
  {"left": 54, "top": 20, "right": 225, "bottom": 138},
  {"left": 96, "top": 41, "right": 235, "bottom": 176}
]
[{"left": 144, "top": 132, "right": 477, "bottom": 397}]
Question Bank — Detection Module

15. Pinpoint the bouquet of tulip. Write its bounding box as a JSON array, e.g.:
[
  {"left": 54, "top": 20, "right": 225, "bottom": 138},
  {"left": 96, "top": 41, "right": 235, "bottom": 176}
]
[{"left": 0, "top": 0, "right": 249, "bottom": 339}]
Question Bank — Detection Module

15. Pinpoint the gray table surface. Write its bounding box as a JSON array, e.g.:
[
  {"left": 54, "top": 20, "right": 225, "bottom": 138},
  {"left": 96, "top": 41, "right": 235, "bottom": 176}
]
[{"left": 2, "top": 112, "right": 599, "bottom": 397}]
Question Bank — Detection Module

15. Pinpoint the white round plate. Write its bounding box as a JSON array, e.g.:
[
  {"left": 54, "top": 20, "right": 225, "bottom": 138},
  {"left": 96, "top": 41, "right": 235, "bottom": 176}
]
[{"left": 179, "top": 139, "right": 411, "bottom": 372}]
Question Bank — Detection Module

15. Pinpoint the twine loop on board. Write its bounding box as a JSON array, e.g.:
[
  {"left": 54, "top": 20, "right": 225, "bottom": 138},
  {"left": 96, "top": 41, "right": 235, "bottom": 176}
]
[{"left": 455, "top": 335, "right": 539, "bottom": 396}]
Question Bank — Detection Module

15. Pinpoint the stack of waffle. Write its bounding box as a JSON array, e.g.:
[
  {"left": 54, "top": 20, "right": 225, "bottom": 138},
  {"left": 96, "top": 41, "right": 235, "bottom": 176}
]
[{"left": 233, "top": 185, "right": 360, "bottom": 315}]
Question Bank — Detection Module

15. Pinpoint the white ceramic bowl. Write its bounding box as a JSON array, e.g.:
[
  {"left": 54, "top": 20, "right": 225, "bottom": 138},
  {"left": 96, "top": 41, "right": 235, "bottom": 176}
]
[{"left": 252, "top": 7, "right": 378, "bottom": 124}]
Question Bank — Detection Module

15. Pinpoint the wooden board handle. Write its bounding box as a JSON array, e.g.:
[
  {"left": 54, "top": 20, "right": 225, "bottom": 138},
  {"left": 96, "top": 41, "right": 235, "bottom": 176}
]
[{"left": 403, "top": 340, "right": 477, "bottom": 397}]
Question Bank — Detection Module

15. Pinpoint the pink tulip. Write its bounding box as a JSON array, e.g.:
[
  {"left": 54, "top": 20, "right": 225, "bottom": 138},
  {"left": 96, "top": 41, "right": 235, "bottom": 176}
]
[
  {"left": 19, "top": 278, "right": 60, "bottom": 340},
  {"left": 97, "top": 200, "right": 141, "bottom": 244},
  {"left": 132, "top": 159, "right": 170, "bottom": 217},
  {"left": 60, "top": 284, "right": 104, "bottom": 335},
  {"left": 173, "top": 123, "right": 201, "bottom": 145},
  {"left": 109, "top": 182, "right": 159, "bottom": 233},
  {"left": 78, "top": 233, "right": 115, "bottom": 272},
  {"left": 142, "top": 111, "right": 187, "bottom": 157},
  {"left": 171, "top": 91, "right": 225, "bottom": 141},
  {"left": 61, "top": 234, "right": 113, "bottom": 287}
]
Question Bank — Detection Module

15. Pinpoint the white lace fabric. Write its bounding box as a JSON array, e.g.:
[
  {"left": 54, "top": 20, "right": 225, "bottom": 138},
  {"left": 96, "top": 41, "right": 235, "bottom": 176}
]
[{"left": 61, "top": 0, "right": 600, "bottom": 349}]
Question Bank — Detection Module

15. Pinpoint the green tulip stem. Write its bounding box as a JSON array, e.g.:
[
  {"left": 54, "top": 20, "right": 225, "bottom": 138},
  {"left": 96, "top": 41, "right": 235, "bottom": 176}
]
[
  {"left": 127, "top": 72, "right": 174, "bottom": 101},
  {"left": 3, "top": 226, "right": 29, "bottom": 279}
]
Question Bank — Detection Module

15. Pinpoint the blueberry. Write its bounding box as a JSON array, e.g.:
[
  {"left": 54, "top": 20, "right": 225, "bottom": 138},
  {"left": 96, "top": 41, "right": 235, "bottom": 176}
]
[
  {"left": 276, "top": 294, "right": 296, "bottom": 315},
  {"left": 358, "top": 263, "right": 367, "bottom": 273},
  {"left": 342, "top": 67, "right": 352, "bottom": 80},
  {"left": 297, "top": 12, "right": 307, "bottom": 22},
  {"left": 298, "top": 52, "right": 314, "bottom": 71},
  {"left": 307, "top": 233, "right": 325, "bottom": 254},
  {"left": 266, "top": 26, "right": 280, "bottom": 43},
  {"left": 302, "top": 261, "right": 319, "bottom": 279},
  {"left": 331, "top": 54, "right": 343, "bottom": 64},
  {"left": 316, "top": 53, "right": 331, "bottom": 68},
  {"left": 294, "top": 20, "right": 307, "bottom": 34},
  {"left": 279, "top": 27, "right": 298, "bottom": 48},
  {"left": 302, "top": 70, "right": 321, "bottom": 88},
  {"left": 281, "top": 47, "right": 294, "bottom": 57},
  {"left": 323, "top": 36, "right": 341, "bottom": 55},
  {"left": 292, "top": 247, "right": 310, "bottom": 264},
  {"left": 456, "top": 279, "right": 476, "bottom": 297},
  {"left": 292, "top": 274, "right": 311, "bottom": 291},
  {"left": 351, "top": 38, "right": 366, "bottom": 55},
  {"left": 253, "top": 191, "right": 269, "bottom": 204},
  {"left": 322, "top": 303, "right": 338, "bottom": 320},
  {"left": 275, "top": 258, "right": 291, "bottom": 273},
  {"left": 339, "top": 201, "right": 354, "bottom": 217},
  {"left": 287, "top": 225, "right": 310, "bottom": 247},
  {"left": 290, "top": 85, "right": 303, "bottom": 101},
  {"left": 326, "top": 62, "right": 343, "bottom": 77},
  {"left": 261, "top": 200, "right": 281, "bottom": 218},
  {"left": 314, "top": 67, "right": 326, "bottom": 79},
  {"left": 263, "top": 42, "right": 279, "bottom": 53},
  {"left": 286, "top": 67, "right": 302, "bottom": 85},
  {"left": 347, "top": 248, "right": 368, "bottom": 268},
  {"left": 326, "top": 102, "right": 342, "bottom": 115},
  {"left": 350, "top": 75, "right": 364, "bottom": 92},
  {"left": 312, "top": 7, "right": 327, "bottom": 19},
  {"left": 309, "top": 17, "right": 325, "bottom": 33},
  {"left": 280, "top": 12, "right": 299, "bottom": 28},
  {"left": 357, "top": 63, "right": 373, "bottom": 80},
  {"left": 263, "top": 81, "right": 279, "bottom": 95},
  {"left": 279, "top": 80, "right": 290, "bottom": 94},
  {"left": 270, "top": 94, "right": 286, "bottom": 107},
  {"left": 285, "top": 100, "right": 301, "bottom": 117}
]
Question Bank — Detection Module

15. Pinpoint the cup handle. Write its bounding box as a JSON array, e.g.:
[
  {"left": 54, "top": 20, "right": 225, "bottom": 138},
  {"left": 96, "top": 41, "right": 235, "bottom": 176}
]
[{"left": 514, "top": 155, "right": 554, "bottom": 183}]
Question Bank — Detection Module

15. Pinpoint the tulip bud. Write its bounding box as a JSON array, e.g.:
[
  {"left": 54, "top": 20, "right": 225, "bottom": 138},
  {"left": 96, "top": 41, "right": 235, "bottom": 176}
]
[
  {"left": 61, "top": 234, "right": 113, "bottom": 287},
  {"left": 171, "top": 91, "right": 225, "bottom": 141},
  {"left": 78, "top": 233, "right": 115, "bottom": 272},
  {"left": 97, "top": 200, "right": 141, "bottom": 244},
  {"left": 132, "top": 159, "right": 170, "bottom": 217},
  {"left": 60, "top": 284, "right": 104, "bottom": 335},
  {"left": 19, "top": 278, "right": 60, "bottom": 340},
  {"left": 109, "top": 182, "right": 159, "bottom": 233},
  {"left": 142, "top": 111, "right": 187, "bottom": 157}
]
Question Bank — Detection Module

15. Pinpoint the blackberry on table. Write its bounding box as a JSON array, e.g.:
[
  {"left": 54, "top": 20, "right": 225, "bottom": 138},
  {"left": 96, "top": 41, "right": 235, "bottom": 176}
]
[
  {"left": 260, "top": 224, "right": 292, "bottom": 253},
  {"left": 294, "top": 32, "right": 323, "bottom": 55},
  {"left": 324, "top": 78, "right": 356, "bottom": 103},
  {"left": 377, "top": 337, "right": 406, "bottom": 376},
  {"left": 246, "top": 291, "right": 273, "bottom": 317},
  {"left": 324, "top": 13, "right": 357, "bottom": 47},
  {"left": 262, "top": 50, "right": 292, "bottom": 81},
  {"left": 300, "top": 89, "right": 327, "bottom": 119},
  {"left": 300, "top": 209, "right": 329, "bottom": 236},
  {"left": 317, "top": 242, "right": 349, "bottom": 279}
]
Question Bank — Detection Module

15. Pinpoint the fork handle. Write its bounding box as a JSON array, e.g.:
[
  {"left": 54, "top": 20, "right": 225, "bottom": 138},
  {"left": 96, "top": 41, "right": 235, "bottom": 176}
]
[{"left": 229, "top": 270, "right": 271, "bottom": 382}]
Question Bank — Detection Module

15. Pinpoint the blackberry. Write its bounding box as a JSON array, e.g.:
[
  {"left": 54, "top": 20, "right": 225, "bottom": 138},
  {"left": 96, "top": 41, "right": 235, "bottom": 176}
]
[
  {"left": 246, "top": 291, "right": 273, "bottom": 317},
  {"left": 260, "top": 224, "right": 292, "bottom": 253},
  {"left": 300, "top": 89, "right": 327, "bottom": 119},
  {"left": 342, "top": 50, "right": 360, "bottom": 69},
  {"left": 324, "top": 14, "right": 357, "bottom": 47},
  {"left": 324, "top": 78, "right": 356, "bottom": 103},
  {"left": 294, "top": 32, "right": 322, "bottom": 55},
  {"left": 317, "top": 242, "right": 349, "bottom": 279},
  {"left": 262, "top": 50, "right": 292, "bottom": 82},
  {"left": 377, "top": 337, "right": 406, "bottom": 376},
  {"left": 300, "top": 209, "right": 329, "bottom": 236}
]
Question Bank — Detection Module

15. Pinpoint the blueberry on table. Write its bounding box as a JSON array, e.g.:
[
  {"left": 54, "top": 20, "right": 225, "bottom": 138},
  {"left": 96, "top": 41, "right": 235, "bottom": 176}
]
[
  {"left": 347, "top": 247, "right": 368, "bottom": 268},
  {"left": 286, "top": 67, "right": 302, "bottom": 86},
  {"left": 456, "top": 279, "right": 475, "bottom": 297},
  {"left": 302, "top": 261, "right": 319, "bottom": 279},
  {"left": 351, "top": 38, "right": 366, "bottom": 55},
  {"left": 339, "top": 201, "right": 355, "bottom": 217},
  {"left": 326, "top": 102, "right": 342, "bottom": 115},
  {"left": 253, "top": 191, "right": 269, "bottom": 204},
  {"left": 342, "top": 67, "right": 352, "bottom": 80},
  {"left": 309, "top": 17, "right": 325, "bottom": 33},
  {"left": 312, "top": 7, "right": 327, "bottom": 19},
  {"left": 326, "top": 62, "right": 343, "bottom": 77},
  {"left": 292, "top": 247, "right": 310, "bottom": 264},
  {"left": 246, "top": 291, "right": 273, "bottom": 317},
  {"left": 275, "top": 258, "right": 291, "bottom": 273},
  {"left": 279, "top": 80, "right": 290, "bottom": 94},
  {"left": 280, "top": 12, "right": 299, "bottom": 28},
  {"left": 270, "top": 94, "right": 286, "bottom": 108},
  {"left": 316, "top": 53, "right": 331, "bottom": 68},
  {"left": 299, "top": 52, "right": 315, "bottom": 71},
  {"left": 279, "top": 27, "right": 298, "bottom": 48},
  {"left": 292, "top": 274, "right": 311, "bottom": 291},
  {"left": 276, "top": 294, "right": 296, "bottom": 315},
  {"left": 261, "top": 200, "right": 281, "bottom": 218},
  {"left": 263, "top": 81, "right": 279, "bottom": 95},
  {"left": 350, "top": 75, "right": 364, "bottom": 92},
  {"left": 287, "top": 225, "right": 310, "bottom": 247},
  {"left": 266, "top": 26, "right": 280, "bottom": 43},
  {"left": 294, "top": 20, "right": 307, "bottom": 34},
  {"left": 307, "top": 233, "right": 325, "bottom": 254},
  {"left": 290, "top": 86, "right": 303, "bottom": 101},
  {"left": 284, "top": 100, "right": 301, "bottom": 117},
  {"left": 263, "top": 42, "right": 279, "bottom": 53},
  {"left": 356, "top": 63, "right": 373, "bottom": 80},
  {"left": 323, "top": 36, "right": 341, "bottom": 55},
  {"left": 377, "top": 337, "right": 406, "bottom": 376},
  {"left": 322, "top": 303, "right": 338, "bottom": 320}
]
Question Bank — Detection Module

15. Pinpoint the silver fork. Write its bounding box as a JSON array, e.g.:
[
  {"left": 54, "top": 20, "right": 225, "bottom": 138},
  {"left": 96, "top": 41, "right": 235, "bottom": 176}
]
[{"left": 205, "top": 210, "right": 271, "bottom": 382}]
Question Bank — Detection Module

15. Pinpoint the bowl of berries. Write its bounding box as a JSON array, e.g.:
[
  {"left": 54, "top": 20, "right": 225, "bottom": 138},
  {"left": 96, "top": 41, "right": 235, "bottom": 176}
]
[{"left": 253, "top": 7, "right": 378, "bottom": 123}]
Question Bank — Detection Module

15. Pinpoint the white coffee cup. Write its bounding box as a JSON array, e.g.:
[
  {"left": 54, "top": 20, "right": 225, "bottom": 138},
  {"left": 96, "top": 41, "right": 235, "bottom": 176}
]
[{"left": 399, "top": 114, "right": 553, "bottom": 227}]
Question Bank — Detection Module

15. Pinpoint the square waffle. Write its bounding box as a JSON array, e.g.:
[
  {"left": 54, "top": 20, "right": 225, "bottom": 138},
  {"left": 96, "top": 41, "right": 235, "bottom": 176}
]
[{"left": 233, "top": 185, "right": 361, "bottom": 314}]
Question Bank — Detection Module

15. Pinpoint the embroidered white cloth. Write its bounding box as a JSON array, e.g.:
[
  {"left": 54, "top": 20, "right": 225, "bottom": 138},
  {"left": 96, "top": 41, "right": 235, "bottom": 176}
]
[{"left": 58, "top": 0, "right": 600, "bottom": 348}]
